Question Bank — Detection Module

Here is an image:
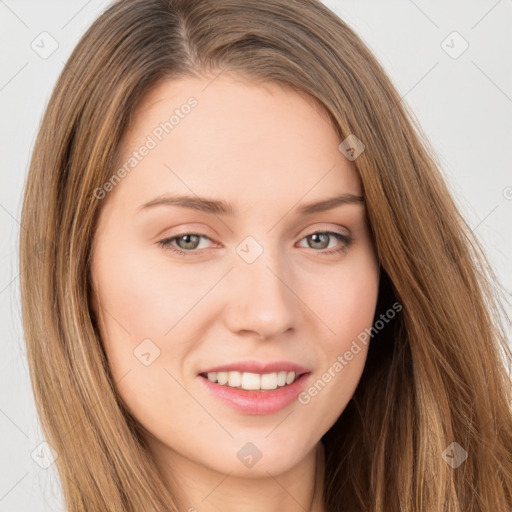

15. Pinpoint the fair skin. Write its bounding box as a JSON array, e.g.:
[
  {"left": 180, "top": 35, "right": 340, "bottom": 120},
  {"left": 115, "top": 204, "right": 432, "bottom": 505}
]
[{"left": 90, "top": 74, "right": 380, "bottom": 512}]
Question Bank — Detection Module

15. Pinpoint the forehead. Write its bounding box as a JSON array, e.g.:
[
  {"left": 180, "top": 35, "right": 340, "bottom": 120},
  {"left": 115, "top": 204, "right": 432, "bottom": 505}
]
[{"left": 111, "top": 74, "right": 362, "bottom": 212}]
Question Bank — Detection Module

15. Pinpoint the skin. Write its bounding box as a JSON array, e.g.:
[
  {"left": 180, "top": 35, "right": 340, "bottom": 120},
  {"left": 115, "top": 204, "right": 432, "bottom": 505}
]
[{"left": 90, "top": 74, "right": 380, "bottom": 512}]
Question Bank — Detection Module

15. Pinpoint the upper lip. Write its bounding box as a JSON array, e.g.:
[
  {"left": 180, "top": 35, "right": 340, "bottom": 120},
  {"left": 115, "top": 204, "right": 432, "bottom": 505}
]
[{"left": 199, "top": 360, "right": 311, "bottom": 375}]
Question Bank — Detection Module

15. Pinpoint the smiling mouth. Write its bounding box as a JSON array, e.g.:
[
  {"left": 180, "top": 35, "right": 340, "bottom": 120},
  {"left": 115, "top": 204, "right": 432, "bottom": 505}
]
[{"left": 199, "top": 370, "right": 309, "bottom": 391}]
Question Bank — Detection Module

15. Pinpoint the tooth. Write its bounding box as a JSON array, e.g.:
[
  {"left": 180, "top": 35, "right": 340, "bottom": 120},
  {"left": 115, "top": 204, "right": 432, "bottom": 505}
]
[
  {"left": 260, "top": 372, "right": 278, "bottom": 390},
  {"left": 277, "top": 371, "right": 287, "bottom": 387},
  {"left": 228, "top": 371, "right": 242, "bottom": 387},
  {"left": 241, "top": 372, "right": 261, "bottom": 390},
  {"left": 206, "top": 370, "right": 299, "bottom": 389},
  {"left": 217, "top": 371, "right": 228, "bottom": 385}
]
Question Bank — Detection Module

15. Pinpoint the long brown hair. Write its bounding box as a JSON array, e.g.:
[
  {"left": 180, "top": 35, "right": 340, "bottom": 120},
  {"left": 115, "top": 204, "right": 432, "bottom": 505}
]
[{"left": 19, "top": 0, "right": 512, "bottom": 510}]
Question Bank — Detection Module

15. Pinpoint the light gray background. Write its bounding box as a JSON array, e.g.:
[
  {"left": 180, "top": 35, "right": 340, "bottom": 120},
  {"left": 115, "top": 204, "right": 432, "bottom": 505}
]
[{"left": 1, "top": 1, "right": 511, "bottom": 510}]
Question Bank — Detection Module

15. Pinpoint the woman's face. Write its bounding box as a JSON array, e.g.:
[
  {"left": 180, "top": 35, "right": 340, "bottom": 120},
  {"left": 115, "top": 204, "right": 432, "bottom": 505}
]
[{"left": 90, "top": 75, "right": 379, "bottom": 479}]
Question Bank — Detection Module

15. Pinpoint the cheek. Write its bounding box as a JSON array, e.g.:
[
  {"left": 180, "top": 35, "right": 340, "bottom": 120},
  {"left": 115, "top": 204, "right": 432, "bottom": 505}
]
[
  {"left": 296, "top": 248, "right": 378, "bottom": 423},
  {"left": 304, "top": 246, "right": 379, "bottom": 346},
  {"left": 91, "top": 252, "right": 197, "bottom": 434},
  {"left": 332, "top": 268, "right": 379, "bottom": 339},
  {"left": 90, "top": 243, "right": 212, "bottom": 415},
  {"left": 90, "top": 241, "right": 170, "bottom": 381},
  {"left": 92, "top": 243, "right": 202, "bottom": 342}
]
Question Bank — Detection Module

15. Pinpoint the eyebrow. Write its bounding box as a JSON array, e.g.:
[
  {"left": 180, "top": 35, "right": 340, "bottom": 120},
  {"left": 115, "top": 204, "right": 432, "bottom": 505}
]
[{"left": 138, "top": 193, "right": 364, "bottom": 216}]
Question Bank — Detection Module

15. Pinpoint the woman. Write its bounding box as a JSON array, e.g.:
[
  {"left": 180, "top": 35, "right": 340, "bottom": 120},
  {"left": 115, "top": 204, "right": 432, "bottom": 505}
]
[{"left": 19, "top": 0, "right": 512, "bottom": 510}]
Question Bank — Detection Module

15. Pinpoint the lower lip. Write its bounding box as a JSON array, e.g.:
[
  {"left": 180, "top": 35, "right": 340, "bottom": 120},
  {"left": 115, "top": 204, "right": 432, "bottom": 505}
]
[{"left": 198, "top": 373, "right": 311, "bottom": 415}]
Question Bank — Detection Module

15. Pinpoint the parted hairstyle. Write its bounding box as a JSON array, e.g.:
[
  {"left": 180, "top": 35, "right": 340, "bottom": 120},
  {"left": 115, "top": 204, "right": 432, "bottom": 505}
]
[{"left": 19, "top": 0, "right": 512, "bottom": 510}]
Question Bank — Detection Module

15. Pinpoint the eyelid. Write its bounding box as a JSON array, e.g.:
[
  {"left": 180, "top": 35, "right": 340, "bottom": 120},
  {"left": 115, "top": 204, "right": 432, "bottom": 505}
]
[{"left": 297, "top": 223, "right": 350, "bottom": 238}]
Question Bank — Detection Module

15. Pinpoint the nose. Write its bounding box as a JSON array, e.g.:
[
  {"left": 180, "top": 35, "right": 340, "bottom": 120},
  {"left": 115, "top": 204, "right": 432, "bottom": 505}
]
[{"left": 223, "top": 251, "right": 297, "bottom": 340}]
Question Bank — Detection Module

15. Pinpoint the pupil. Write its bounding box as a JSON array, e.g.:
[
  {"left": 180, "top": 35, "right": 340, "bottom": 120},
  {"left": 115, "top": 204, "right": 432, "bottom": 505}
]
[
  {"left": 180, "top": 234, "right": 199, "bottom": 249},
  {"left": 310, "top": 233, "right": 328, "bottom": 249}
]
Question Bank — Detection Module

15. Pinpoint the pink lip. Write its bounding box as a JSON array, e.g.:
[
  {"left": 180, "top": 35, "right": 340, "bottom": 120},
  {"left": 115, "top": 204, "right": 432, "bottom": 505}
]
[
  {"left": 197, "top": 372, "right": 311, "bottom": 415},
  {"left": 199, "top": 360, "right": 310, "bottom": 375}
]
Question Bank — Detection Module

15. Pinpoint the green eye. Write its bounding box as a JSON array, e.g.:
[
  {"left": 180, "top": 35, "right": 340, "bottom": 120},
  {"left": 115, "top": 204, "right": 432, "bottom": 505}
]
[{"left": 158, "top": 231, "right": 353, "bottom": 257}]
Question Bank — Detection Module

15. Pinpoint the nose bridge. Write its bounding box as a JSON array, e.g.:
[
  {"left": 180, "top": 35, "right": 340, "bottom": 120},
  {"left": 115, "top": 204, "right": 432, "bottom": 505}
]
[{"left": 225, "top": 237, "right": 297, "bottom": 338}]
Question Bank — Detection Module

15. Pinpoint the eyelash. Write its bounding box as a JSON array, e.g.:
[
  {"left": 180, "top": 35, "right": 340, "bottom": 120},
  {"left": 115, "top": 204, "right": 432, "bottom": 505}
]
[{"left": 157, "top": 231, "right": 353, "bottom": 258}]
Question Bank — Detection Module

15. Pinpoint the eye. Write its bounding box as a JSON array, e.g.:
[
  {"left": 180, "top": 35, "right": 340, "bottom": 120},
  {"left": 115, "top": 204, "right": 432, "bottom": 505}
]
[
  {"left": 157, "top": 233, "right": 213, "bottom": 257},
  {"left": 157, "top": 230, "right": 353, "bottom": 257},
  {"left": 296, "top": 231, "right": 353, "bottom": 256}
]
